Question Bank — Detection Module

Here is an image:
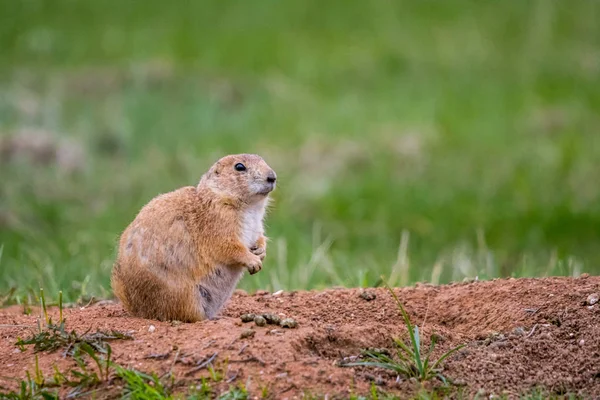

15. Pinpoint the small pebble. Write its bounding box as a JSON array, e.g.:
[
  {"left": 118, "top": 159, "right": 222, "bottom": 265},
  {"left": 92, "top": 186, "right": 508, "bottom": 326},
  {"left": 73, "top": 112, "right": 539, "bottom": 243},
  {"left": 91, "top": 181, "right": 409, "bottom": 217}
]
[
  {"left": 280, "top": 318, "right": 298, "bottom": 328},
  {"left": 263, "top": 313, "right": 281, "bottom": 325},
  {"left": 148, "top": 325, "right": 156, "bottom": 333},
  {"left": 170, "top": 320, "right": 182, "bottom": 327},
  {"left": 586, "top": 293, "right": 599, "bottom": 306},
  {"left": 254, "top": 315, "right": 267, "bottom": 327},
  {"left": 272, "top": 290, "right": 284, "bottom": 297},
  {"left": 513, "top": 327, "right": 526, "bottom": 336},
  {"left": 241, "top": 313, "right": 256, "bottom": 323},
  {"left": 453, "top": 378, "right": 467, "bottom": 387},
  {"left": 579, "top": 339, "right": 585, "bottom": 346},
  {"left": 240, "top": 329, "right": 256, "bottom": 339},
  {"left": 359, "top": 291, "right": 377, "bottom": 301}
]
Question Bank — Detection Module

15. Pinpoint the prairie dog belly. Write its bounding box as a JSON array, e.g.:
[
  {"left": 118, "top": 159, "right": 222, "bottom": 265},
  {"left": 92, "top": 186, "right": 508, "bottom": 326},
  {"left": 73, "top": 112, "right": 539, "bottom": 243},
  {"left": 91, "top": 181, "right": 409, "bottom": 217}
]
[
  {"left": 197, "top": 265, "right": 244, "bottom": 320},
  {"left": 196, "top": 203, "right": 267, "bottom": 319}
]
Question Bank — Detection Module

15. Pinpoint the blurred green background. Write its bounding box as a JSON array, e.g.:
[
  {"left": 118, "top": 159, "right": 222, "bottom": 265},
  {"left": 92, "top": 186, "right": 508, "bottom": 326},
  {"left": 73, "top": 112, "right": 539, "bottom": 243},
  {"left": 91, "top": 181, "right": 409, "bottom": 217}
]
[{"left": 1, "top": 0, "right": 599, "bottom": 304}]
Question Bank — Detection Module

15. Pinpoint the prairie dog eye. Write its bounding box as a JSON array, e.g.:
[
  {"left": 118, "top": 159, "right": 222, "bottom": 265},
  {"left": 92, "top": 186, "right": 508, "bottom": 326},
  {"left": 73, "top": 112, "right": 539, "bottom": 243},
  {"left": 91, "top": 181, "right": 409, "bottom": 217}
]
[{"left": 234, "top": 163, "right": 246, "bottom": 172}]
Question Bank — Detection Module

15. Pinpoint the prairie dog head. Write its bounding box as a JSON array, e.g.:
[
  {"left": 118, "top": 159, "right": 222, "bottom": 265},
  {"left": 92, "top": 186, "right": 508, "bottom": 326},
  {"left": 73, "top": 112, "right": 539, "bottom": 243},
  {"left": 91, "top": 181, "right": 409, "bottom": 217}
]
[{"left": 199, "top": 154, "right": 277, "bottom": 204}]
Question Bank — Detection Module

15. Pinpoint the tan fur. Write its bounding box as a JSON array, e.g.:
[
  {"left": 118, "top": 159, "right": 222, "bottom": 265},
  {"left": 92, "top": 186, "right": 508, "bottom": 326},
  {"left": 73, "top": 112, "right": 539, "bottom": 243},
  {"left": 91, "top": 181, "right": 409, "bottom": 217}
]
[{"left": 111, "top": 154, "right": 276, "bottom": 322}]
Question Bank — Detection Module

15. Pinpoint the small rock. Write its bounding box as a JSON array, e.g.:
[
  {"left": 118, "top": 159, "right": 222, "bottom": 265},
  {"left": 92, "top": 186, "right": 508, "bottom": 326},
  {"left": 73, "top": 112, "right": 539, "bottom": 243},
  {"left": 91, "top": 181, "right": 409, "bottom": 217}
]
[
  {"left": 489, "top": 341, "right": 511, "bottom": 350},
  {"left": 240, "top": 329, "right": 255, "bottom": 339},
  {"left": 170, "top": 320, "right": 182, "bottom": 327},
  {"left": 359, "top": 290, "right": 377, "bottom": 301},
  {"left": 148, "top": 325, "right": 156, "bottom": 333},
  {"left": 263, "top": 313, "right": 281, "bottom": 325},
  {"left": 431, "top": 333, "right": 446, "bottom": 343},
  {"left": 362, "top": 348, "right": 391, "bottom": 357},
  {"left": 453, "top": 378, "right": 467, "bottom": 387},
  {"left": 254, "top": 315, "right": 267, "bottom": 327},
  {"left": 579, "top": 339, "right": 585, "bottom": 346},
  {"left": 241, "top": 313, "right": 256, "bottom": 323},
  {"left": 513, "top": 327, "right": 526, "bottom": 336},
  {"left": 586, "top": 293, "right": 599, "bottom": 306},
  {"left": 272, "top": 290, "right": 284, "bottom": 297},
  {"left": 280, "top": 318, "right": 298, "bottom": 328}
]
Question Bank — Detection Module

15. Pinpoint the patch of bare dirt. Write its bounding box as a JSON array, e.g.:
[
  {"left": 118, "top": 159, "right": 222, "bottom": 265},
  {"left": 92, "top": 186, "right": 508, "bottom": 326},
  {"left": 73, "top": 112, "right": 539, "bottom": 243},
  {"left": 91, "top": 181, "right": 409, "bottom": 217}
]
[{"left": 0, "top": 276, "right": 599, "bottom": 399}]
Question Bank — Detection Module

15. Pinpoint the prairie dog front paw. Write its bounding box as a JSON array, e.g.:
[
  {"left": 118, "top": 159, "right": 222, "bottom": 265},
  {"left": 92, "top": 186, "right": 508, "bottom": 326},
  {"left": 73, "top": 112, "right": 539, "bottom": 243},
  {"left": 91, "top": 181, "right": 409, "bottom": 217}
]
[
  {"left": 250, "top": 245, "right": 266, "bottom": 261},
  {"left": 246, "top": 255, "right": 263, "bottom": 275}
]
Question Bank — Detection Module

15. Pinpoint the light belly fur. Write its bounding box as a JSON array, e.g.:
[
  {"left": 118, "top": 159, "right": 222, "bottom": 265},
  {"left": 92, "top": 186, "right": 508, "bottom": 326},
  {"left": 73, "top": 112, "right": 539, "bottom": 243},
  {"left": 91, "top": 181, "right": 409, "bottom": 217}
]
[{"left": 196, "top": 202, "right": 266, "bottom": 319}]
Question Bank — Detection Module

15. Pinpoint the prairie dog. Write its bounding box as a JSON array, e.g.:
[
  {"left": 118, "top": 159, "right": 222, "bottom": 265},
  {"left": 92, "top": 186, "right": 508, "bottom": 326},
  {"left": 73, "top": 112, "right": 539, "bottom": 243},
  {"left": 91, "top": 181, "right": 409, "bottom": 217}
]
[{"left": 110, "top": 154, "right": 277, "bottom": 322}]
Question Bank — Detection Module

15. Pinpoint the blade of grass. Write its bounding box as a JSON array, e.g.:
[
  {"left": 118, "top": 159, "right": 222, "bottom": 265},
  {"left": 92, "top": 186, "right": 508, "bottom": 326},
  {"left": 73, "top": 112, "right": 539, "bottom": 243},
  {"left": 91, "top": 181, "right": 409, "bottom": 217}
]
[
  {"left": 392, "top": 337, "right": 415, "bottom": 359},
  {"left": 40, "top": 288, "right": 49, "bottom": 325},
  {"left": 76, "top": 342, "right": 105, "bottom": 380},
  {"left": 58, "top": 291, "right": 63, "bottom": 324},
  {"left": 429, "top": 344, "right": 466, "bottom": 372},
  {"left": 412, "top": 325, "right": 423, "bottom": 375},
  {"left": 422, "top": 334, "right": 438, "bottom": 373}
]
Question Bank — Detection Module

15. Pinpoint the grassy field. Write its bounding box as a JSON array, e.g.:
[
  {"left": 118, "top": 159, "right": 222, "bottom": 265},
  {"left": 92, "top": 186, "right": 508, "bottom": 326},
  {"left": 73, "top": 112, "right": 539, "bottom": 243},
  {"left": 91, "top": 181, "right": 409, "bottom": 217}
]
[{"left": 0, "top": 0, "right": 599, "bottom": 304}]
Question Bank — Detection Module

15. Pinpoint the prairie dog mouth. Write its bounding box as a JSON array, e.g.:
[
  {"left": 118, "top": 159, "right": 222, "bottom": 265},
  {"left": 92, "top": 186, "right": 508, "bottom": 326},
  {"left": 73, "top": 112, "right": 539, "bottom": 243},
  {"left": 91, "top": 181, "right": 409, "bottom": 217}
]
[{"left": 256, "top": 182, "right": 276, "bottom": 195}]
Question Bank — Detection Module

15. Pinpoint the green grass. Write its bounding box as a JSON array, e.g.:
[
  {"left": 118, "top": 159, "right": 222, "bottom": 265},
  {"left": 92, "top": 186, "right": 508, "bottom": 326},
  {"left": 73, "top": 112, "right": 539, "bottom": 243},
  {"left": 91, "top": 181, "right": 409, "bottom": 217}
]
[
  {"left": 0, "top": 288, "right": 245, "bottom": 399},
  {"left": 341, "top": 277, "right": 465, "bottom": 384},
  {"left": 0, "top": 0, "right": 599, "bottom": 302}
]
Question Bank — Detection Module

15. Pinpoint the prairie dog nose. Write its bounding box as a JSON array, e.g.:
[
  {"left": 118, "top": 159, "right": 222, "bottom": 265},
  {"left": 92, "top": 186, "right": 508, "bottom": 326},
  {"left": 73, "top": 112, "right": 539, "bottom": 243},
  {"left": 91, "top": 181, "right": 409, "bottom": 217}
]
[{"left": 266, "top": 170, "right": 277, "bottom": 183}]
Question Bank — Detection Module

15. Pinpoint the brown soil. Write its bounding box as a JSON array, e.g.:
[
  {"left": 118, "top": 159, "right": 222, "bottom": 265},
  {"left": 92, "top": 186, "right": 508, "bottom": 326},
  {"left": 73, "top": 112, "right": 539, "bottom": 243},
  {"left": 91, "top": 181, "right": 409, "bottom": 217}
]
[{"left": 1, "top": 276, "right": 599, "bottom": 399}]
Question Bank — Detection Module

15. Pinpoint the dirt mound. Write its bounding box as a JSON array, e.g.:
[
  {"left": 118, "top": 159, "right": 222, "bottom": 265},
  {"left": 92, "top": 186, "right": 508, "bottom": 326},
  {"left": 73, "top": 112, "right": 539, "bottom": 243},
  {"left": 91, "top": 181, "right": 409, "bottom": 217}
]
[{"left": 1, "top": 276, "right": 599, "bottom": 399}]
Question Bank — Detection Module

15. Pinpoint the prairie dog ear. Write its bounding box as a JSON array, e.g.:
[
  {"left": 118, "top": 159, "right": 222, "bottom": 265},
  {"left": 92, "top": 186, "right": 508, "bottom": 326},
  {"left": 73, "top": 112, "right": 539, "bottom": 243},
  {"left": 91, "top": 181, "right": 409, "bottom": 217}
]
[{"left": 210, "top": 162, "right": 223, "bottom": 176}]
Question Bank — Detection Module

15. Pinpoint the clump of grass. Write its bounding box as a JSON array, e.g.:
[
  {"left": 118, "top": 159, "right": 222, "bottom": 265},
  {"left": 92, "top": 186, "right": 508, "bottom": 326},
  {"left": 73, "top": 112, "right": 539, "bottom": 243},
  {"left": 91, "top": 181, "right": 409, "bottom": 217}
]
[
  {"left": 218, "top": 384, "right": 248, "bottom": 400},
  {"left": 342, "top": 276, "right": 465, "bottom": 383},
  {"left": 6, "top": 288, "right": 131, "bottom": 398},
  {"left": 187, "top": 378, "right": 213, "bottom": 399},
  {"left": 15, "top": 320, "right": 132, "bottom": 355},
  {"left": 0, "top": 374, "right": 59, "bottom": 400},
  {"left": 0, "top": 354, "right": 60, "bottom": 400},
  {"left": 15, "top": 287, "right": 132, "bottom": 356},
  {"left": 3, "top": 288, "right": 247, "bottom": 399},
  {"left": 114, "top": 364, "right": 171, "bottom": 399}
]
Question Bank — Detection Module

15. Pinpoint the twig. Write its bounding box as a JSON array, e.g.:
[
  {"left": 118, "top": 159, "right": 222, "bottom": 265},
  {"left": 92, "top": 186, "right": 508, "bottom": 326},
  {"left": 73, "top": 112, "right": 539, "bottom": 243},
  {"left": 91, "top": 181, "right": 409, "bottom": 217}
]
[
  {"left": 185, "top": 352, "right": 218, "bottom": 376},
  {"left": 169, "top": 348, "right": 181, "bottom": 376},
  {"left": 144, "top": 350, "right": 172, "bottom": 360},
  {"left": 279, "top": 384, "right": 297, "bottom": 395},
  {"left": 226, "top": 371, "right": 239, "bottom": 383},
  {"left": 526, "top": 324, "right": 538, "bottom": 338},
  {"left": 238, "top": 343, "right": 248, "bottom": 355},
  {"left": 81, "top": 297, "right": 96, "bottom": 308},
  {"left": 229, "top": 355, "right": 266, "bottom": 366},
  {"left": 201, "top": 339, "right": 216, "bottom": 350}
]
